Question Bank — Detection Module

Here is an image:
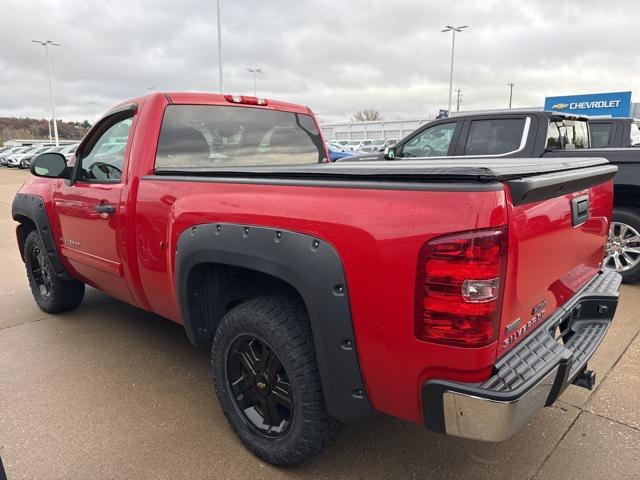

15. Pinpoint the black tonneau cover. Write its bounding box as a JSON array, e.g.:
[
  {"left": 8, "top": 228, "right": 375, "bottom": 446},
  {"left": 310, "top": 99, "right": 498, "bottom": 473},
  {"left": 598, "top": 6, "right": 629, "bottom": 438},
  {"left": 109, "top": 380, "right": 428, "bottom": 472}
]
[
  {"left": 155, "top": 157, "right": 610, "bottom": 182},
  {"left": 152, "top": 157, "right": 617, "bottom": 205}
]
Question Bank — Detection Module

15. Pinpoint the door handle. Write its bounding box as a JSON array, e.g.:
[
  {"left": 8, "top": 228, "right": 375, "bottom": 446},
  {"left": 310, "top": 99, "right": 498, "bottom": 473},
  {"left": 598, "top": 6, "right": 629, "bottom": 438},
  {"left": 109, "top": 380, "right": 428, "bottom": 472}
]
[{"left": 95, "top": 204, "right": 116, "bottom": 215}]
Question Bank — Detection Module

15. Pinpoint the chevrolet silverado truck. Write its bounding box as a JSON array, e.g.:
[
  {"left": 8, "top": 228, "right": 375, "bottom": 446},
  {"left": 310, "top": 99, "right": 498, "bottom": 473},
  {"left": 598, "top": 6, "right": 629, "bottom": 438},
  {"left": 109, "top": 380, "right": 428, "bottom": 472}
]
[
  {"left": 13, "top": 93, "right": 621, "bottom": 466},
  {"left": 349, "top": 110, "right": 640, "bottom": 282}
]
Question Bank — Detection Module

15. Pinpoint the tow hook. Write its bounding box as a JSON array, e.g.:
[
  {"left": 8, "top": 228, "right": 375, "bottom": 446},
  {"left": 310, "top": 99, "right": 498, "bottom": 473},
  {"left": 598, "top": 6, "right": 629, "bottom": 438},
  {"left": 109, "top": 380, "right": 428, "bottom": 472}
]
[{"left": 572, "top": 368, "right": 596, "bottom": 390}]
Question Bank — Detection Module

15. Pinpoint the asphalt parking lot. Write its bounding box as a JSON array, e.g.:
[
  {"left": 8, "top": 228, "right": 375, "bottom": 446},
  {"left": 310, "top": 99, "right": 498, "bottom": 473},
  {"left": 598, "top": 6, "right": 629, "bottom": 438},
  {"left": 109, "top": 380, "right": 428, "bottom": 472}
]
[{"left": 0, "top": 168, "right": 638, "bottom": 480}]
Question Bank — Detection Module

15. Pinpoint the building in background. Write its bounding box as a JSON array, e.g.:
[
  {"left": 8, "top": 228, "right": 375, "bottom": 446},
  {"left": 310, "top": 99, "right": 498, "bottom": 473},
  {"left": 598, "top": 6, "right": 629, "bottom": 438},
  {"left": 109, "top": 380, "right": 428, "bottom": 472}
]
[{"left": 320, "top": 117, "right": 434, "bottom": 142}]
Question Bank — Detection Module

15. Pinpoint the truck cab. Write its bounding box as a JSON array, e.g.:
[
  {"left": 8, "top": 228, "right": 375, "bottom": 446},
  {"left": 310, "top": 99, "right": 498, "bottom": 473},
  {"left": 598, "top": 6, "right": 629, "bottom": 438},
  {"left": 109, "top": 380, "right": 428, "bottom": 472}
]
[{"left": 379, "top": 111, "right": 590, "bottom": 160}]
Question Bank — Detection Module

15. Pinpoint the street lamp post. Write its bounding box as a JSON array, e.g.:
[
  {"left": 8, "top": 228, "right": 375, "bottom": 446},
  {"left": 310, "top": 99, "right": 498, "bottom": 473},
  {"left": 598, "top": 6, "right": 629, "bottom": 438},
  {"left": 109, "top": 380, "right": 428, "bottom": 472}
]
[
  {"left": 217, "top": 0, "right": 224, "bottom": 92},
  {"left": 32, "top": 40, "right": 61, "bottom": 146},
  {"left": 508, "top": 82, "right": 515, "bottom": 109},
  {"left": 455, "top": 88, "right": 463, "bottom": 112},
  {"left": 441, "top": 25, "right": 467, "bottom": 116},
  {"left": 246, "top": 67, "right": 262, "bottom": 96},
  {"left": 44, "top": 110, "right": 52, "bottom": 142}
]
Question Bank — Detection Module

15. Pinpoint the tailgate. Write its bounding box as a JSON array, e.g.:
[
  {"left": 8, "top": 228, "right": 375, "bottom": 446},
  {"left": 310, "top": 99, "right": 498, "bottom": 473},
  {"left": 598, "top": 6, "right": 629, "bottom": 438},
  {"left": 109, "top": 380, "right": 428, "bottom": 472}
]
[{"left": 498, "top": 164, "right": 616, "bottom": 355}]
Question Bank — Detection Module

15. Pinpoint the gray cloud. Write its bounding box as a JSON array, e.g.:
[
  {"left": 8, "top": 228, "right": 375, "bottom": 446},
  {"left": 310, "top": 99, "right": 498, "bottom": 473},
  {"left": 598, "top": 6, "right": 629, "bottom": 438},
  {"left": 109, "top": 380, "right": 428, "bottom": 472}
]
[{"left": 1, "top": 0, "right": 638, "bottom": 122}]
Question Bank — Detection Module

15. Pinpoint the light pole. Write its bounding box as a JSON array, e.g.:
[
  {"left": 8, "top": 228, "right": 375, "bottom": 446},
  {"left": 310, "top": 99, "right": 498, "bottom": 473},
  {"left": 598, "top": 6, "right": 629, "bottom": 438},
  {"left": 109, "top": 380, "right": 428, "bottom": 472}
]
[
  {"left": 86, "top": 101, "right": 97, "bottom": 124},
  {"left": 44, "top": 109, "right": 52, "bottom": 142},
  {"left": 217, "top": 0, "right": 224, "bottom": 92},
  {"left": 32, "top": 40, "right": 61, "bottom": 146},
  {"left": 246, "top": 67, "right": 262, "bottom": 96},
  {"left": 441, "top": 25, "right": 467, "bottom": 115},
  {"left": 508, "top": 82, "right": 515, "bottom": 109},
  {"left": 455, "top": 88, "right": 463, "bottom": 112}
]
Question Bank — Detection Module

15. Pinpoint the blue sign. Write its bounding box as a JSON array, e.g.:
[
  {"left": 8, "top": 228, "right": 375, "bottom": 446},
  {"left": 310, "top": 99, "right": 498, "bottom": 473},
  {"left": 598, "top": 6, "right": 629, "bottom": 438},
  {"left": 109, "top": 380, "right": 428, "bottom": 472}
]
[
  {"left": 436, "top": 109, "right": 449, "bottom": 119},
  {"left": 544, "top": 91, "right": 632, "bottom": 117}
]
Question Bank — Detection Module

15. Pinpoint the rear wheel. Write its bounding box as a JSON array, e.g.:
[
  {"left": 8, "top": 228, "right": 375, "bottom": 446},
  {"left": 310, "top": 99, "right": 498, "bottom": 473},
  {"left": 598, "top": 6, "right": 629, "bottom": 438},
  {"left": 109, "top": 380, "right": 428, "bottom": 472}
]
[
  {"left": 604, "top": 208, "right": 640, "bottom": 283},
  {"left": 24, "top": 230, "right": 85, "bottom": 312},
  {"left": 211, "top": 295, "right": 341, "bottom": 466}
]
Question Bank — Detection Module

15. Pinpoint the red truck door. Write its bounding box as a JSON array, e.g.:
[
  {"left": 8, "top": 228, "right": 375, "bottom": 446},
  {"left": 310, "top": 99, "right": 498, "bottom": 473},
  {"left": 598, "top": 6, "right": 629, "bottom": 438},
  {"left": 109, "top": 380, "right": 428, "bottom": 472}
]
[{"left": 53, "top": 111, "right": 136, "bottom": 304}]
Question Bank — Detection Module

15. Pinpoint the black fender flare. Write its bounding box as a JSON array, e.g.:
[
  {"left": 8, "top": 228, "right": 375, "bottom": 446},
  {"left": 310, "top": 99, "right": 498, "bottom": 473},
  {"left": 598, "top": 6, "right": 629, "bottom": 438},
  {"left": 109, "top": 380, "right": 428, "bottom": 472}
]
[
  {"left": 175, "top": 223, "right": 372, "bottom": 422},
  {"left": 12, "top": 193, "right": 72, "bottom": 280}
]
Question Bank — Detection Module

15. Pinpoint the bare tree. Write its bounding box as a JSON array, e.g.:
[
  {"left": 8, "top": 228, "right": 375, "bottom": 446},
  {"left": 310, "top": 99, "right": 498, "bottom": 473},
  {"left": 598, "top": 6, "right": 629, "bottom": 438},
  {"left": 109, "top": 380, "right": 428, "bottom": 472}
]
[{"left": 351, "top": 109, "right": 382, "bottom": 122}]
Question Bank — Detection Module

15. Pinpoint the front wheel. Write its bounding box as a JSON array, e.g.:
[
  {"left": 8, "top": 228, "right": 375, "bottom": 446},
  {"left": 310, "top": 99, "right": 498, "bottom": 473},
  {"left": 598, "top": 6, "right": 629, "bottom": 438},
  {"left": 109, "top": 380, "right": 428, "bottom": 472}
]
[
  {"left": 211, "top": 295, "right": 341, "bottom": 466},
  {"left": 24, "top": 230, "right": 85, "bottom": 312},
  {"left": 604, "top": 208, "right": 640, "bottom": 283}
]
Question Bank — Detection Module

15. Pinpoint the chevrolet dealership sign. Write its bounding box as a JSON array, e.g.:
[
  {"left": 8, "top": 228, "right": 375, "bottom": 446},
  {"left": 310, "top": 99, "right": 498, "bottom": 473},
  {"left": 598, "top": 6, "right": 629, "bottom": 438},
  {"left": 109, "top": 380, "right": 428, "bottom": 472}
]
[{"left": 544, "top": 91, "right": 632, "bottom": 117}]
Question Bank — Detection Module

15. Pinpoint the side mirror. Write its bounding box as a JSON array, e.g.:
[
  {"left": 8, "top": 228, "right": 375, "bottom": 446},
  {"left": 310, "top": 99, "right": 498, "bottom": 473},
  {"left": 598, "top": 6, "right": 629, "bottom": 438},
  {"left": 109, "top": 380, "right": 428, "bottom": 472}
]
[
  {"left": 30, "top": 153, "right": 69, "bottom": 178},
  {"left": 383, "top": 146, "right": 396, "bottom": 160}
]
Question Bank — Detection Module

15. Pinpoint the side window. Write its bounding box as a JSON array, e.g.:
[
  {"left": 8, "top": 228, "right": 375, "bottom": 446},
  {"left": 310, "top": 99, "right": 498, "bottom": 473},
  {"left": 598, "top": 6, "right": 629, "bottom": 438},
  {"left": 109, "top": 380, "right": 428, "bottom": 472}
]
[
  {"left": 630, "top": 122, "right": 640, "bottom": 147},
  {"left": 464, "top": 119, "right": 524, "bottom": 155},
  {"left": 401, "top": 123, "right": 456, "bottom": 157},
  {"left": 78, "top": 117, "right": 133, "bottom": 182},
  {"left": 574, "top": 121, "right": 589, "bottom": 149},
  {"left": 589, "top": 123, "right": 611, "bottom": 148},
  {"left": 546, "top": 122, "right": 562, "bottom": 150},
  {"left": 546, "top": 119, "right": 589, "bottom": 150}
]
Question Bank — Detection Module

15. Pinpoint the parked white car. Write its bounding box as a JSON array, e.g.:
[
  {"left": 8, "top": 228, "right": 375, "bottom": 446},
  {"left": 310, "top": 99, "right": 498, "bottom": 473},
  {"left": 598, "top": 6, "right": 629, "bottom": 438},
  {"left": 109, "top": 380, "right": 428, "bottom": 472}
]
[{"left": 58, "top": 143, "right": 80, "bottom": 161}]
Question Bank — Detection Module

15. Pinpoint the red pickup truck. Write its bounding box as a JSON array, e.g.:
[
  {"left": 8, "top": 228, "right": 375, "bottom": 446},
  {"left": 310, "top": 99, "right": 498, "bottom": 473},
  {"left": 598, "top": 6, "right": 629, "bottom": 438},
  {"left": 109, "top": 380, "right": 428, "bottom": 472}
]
[{"left": 13, "top": 92, "right": 621, "bottom": 466}]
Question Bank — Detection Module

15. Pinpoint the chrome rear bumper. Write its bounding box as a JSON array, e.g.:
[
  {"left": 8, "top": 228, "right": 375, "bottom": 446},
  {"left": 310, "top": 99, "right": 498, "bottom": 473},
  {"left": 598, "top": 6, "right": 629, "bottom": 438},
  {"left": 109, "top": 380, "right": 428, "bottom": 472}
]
[{"left": 422, "top": 270, "right": 621, "bottom": 442}]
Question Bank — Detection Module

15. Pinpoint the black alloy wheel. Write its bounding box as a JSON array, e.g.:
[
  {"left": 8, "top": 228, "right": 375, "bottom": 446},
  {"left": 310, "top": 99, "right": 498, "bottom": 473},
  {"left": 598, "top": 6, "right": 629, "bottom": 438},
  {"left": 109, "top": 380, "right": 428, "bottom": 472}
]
[
  {"left": 29, "top": 244, "right": 52, "bottom": 297},
  {"left": 24, "top": 230, "right": 85, "bottom": 313},
  {"left": 226, "top": 335, "right": 294, "bottom": 438}
]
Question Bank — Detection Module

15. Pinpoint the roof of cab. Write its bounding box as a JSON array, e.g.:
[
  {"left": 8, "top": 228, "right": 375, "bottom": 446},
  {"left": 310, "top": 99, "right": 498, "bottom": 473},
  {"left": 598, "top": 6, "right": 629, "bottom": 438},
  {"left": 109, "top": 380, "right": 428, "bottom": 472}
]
[
  {"left": 165, "top": 92, "right": 313, "bottom": 115},
  {"left": 104, "top": 92, "right": 314, "bottom": 118},
  {"left": 450, "top": 110, "right": 589, "bottom": 122}
]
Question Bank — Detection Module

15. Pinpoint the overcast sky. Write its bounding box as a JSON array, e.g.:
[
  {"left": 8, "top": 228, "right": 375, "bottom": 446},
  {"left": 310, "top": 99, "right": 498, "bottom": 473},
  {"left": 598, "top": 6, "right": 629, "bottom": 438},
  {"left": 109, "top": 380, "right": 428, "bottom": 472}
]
[{"left": 1, "top": 0, "right": 639, "bottom": 123}]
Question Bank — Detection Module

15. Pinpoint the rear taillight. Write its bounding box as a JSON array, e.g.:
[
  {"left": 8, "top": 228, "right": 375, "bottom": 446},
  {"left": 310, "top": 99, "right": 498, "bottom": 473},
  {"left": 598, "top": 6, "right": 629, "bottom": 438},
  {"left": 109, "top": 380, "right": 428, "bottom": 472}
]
[
  {"left": 415, "top": 228, "right": 507, "bottom": 347},
  {"left": 224, "top": 94, "right": 268, "bottom": 106}
]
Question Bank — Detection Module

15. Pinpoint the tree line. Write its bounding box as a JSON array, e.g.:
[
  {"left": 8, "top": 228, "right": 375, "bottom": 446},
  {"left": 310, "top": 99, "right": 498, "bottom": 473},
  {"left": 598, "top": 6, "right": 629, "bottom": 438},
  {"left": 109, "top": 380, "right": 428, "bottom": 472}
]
[{"left": 0, "top": 117, "right": 92, "bottom": 144}]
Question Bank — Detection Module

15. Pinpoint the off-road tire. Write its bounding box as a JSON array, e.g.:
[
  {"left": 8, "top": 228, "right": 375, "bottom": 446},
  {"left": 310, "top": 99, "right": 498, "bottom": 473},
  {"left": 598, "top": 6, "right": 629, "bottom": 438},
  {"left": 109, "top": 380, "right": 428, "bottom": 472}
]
[
  {"left": 211, "top": 295, "right": 341, "bottom": 466},
  {"left": 24, "top": 230, "right": 85, "bottom": 313}
]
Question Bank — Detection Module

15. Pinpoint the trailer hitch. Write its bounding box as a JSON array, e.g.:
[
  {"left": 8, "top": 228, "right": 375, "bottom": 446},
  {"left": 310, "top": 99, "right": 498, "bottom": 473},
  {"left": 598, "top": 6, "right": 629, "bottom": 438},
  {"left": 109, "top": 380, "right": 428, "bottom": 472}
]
[{"left": 572, "top": 367, "right": 596, "bottom": 390}]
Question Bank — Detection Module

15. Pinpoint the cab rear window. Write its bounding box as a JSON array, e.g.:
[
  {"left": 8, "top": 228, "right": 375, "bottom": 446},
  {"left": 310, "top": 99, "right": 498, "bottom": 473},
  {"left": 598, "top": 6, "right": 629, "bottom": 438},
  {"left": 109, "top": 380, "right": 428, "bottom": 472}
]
[{"left": 155, "top": 105, "right": 326, "bottom": 170}]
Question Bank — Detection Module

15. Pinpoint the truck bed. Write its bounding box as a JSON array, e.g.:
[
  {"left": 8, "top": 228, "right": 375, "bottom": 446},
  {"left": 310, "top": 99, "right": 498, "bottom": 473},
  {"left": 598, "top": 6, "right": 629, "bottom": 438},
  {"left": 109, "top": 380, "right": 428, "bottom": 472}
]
[
  {"left": 153, "top": 157, "right": 616, "bottom": 205},
  {"left": 154, "top": 156, "right": 609, "bottom": 181}
]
